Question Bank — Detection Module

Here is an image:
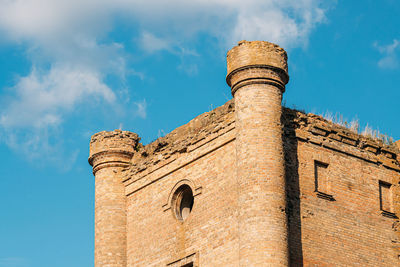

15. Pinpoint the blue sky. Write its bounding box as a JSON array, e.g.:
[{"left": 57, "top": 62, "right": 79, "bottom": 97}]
[{"left": 0, "top": 0, "right": 399, "bottom": 266}]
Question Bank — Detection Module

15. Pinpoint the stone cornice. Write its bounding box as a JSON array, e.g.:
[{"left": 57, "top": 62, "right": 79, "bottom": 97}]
[
  {"left": 226, "top": 64, "right": 289, "bottom": 88},
  {"left": 89, "top": 150, "right": 134, "bottom": 175}
]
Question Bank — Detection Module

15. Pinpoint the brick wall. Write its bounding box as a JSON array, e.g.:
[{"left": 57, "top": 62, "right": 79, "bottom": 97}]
[
  {"left": 118, "top": 102, "right": 400, "bottom": 266},
  {"left": 125, "top": 131, "right": 238, "bottom": 266},
  {"left": 283, "top": 110, "right": 400, "bottom": 266},
  {"left": 90, "top": 41, "right": 400, "bottom": 266}
]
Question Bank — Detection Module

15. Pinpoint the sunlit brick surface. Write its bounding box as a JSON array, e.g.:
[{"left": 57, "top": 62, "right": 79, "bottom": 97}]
[
  {"left": 227, "top": 41, "right": 289, "bottom": 266},
  {"left": 89, "top": 130, "right": 139, "bottom": 267},
  {"left": 89, "top": 41, "right": 400, "bottom": 267}
]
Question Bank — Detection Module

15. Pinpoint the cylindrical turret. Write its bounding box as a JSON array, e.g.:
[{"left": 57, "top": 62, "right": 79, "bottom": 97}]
[
  {"left": 89, "top": 130, "right": 139, "bottom": 267},
  {"left": 226, "top": 40, "right": 289, "bottom": 266}
]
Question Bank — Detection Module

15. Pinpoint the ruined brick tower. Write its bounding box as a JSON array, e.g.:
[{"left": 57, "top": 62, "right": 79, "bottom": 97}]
[{"left": 89, "top": 41, "right": 400, "bottom": 266}]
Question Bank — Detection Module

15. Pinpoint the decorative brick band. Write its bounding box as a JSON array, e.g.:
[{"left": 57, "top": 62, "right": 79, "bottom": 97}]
[
  {"left": 226, "top": 64, "right": 289, "bottom": 86},
  {"left": 89, "top": 150, "right": 134, "bottom": 175},
  {"left": 231, "top": 76, "right": 286, "bottom": 95},
  {"left": 227, "top": 65, "right": 288, "bottom": 96}
]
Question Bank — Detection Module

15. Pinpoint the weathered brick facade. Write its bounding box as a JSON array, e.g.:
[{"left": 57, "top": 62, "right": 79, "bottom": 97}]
[{"left": 89, "top": 41, "right": 400, "bottom": 266}]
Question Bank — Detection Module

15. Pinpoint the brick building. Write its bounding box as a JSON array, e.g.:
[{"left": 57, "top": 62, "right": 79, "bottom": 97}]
[{"left": 88, "top": 41, "right": 400, "bottom": 266}]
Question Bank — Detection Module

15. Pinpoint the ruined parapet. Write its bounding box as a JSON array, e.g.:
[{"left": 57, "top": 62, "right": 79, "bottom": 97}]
[
  {"left": 124, "top": 103, "right": 399, "bottom": 180},
  {"left": 123, "top": 100, "right": 235, "bottom": 180},
  {"left": 227, "top": 40, "right": 290, "bottom": 266},
  {"left": 89, "top": 129, "right": 139, "bottom": 267},
  {"left": 291, "top": 112, "right": 400, "bottom": 171}
]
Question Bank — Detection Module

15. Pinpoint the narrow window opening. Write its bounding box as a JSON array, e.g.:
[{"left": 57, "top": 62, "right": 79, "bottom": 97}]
[
  {"left": 379, "top": 181, "right": 397, "bottom": 218},
  {"left": 314, "top": 161, "right": 335, "bottom": 201}
]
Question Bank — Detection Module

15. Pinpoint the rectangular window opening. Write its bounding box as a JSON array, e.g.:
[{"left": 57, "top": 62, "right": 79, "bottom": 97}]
[
  {"left": 379, "top": 181, "right": 397, "bottom": 218},
  {"left": 314, "top": 160, "right": 335, "bottom": 201}
]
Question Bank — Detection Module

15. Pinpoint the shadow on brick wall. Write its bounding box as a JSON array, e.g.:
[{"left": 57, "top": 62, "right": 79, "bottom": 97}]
[{"left": 283, "top": 107, "right": 304, "bottom": 267}]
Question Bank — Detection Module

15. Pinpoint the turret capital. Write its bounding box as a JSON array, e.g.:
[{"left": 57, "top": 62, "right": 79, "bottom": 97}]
[
  {"left": 88, "top": 130, "right": 139, "bottom": 175},
  {"left": 226, "top": 40, "right": 289, "bottom": 95}
]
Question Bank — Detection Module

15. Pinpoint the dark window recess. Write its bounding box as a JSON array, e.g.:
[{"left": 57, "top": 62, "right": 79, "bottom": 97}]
[
  {"left": 172, "top": 184, "right": 194, "bottom": 221},
  {"left": 314, "top": 161, "right": 335, "bottom": 201},
  {"left": 166, "top": 253, "right": 197, "bottom": 267},
  {"left": 379, "top": 181, "right": 397, "bottom": 218}
]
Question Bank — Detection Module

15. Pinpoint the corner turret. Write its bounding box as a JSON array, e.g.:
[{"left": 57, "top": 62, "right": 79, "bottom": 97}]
[
  {"left": 89, "top": 129, "right": 139, "bottom": 267},
  {"left": 227, "top": 40, "right": 290, "bottom": 266}
]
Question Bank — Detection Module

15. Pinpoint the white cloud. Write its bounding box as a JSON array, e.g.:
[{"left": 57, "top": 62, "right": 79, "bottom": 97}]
[
  {"left": 374, "top": 39, "right": 400, "bottom": 69},
  {"left": 0, "top": 64, "right": 119, "bottom": 163},
  {"left": 0, "top": 0, "right": 331, "bottom": 161},
  {"left": 1, "top": 65, "right": 115, "bottom": 129},
  {"left": 130, "top": 0, "right": 329, "bottom": 49},
  {"left": 0, "top": 0, "right": 112, "bottom": 42},
  {"left": 0, "top": 0, "right": 330, "bottom": 50}
]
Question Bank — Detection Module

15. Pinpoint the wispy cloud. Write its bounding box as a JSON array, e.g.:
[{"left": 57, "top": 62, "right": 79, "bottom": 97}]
[
  {"left": 0, "top": 66, "right": 115, "bottom": 129},
  {"left": 0, "top": 0, "right": 332, "bottom": 60},
  {"left": 0, "top": 0, "right": 332, "bottom": 161},
  {"left": 139, "top": 32, "right": 172, "bottom": 53},
  {"left": 133, "top": 99, "right": 147, "bottom": 119},
  {"left": 374, "top": 39, "right": 400, "bottom": 69},
  {"left": 0, "top": 63, "right": 116, "bottom": 163},
  {"left": 1, "top": 121, "right": 80, "bottom": 169},
  {"left": 138, "top": 32, "right": 200, "bottom": 74}
]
